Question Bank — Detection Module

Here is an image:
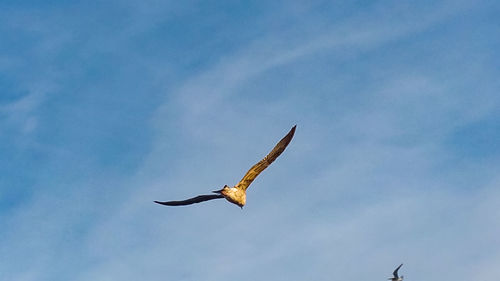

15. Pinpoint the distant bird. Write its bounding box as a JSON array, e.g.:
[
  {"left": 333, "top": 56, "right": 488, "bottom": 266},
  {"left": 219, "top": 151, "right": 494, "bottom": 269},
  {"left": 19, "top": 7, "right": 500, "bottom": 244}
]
[
  {"left": 388, "top": 264, "right": 404, "bottom": 281},
  {"left": 154, "top": 125, "right": 296, "bottom": 208}
]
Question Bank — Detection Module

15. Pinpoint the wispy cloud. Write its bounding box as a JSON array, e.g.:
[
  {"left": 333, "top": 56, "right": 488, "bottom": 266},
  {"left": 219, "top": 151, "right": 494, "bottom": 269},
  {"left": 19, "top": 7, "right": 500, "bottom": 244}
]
[{"left": 1, "top": 1, "right": 499, "bottom": 281}]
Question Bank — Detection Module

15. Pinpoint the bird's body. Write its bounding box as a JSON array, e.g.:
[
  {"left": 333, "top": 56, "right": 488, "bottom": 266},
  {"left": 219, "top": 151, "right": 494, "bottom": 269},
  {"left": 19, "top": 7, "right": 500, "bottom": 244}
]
[
  {"left": 214, "top": 186, "right": 246, "bottom": 207},
  {"left": 388, "top": 264, "right": 404, "bottom": 281},
  {"left": 154, "top": 125, "right": 296, "bottom": 208}
]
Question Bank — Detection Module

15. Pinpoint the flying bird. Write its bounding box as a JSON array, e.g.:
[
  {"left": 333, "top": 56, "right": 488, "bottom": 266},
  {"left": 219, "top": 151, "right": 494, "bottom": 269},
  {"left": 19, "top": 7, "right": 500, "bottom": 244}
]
[
  {"left": 388, "top": 264, "right": 404, "bottom": 281},
  {"left": 154, "top": 125, "right": 296, "bottom": 208}
]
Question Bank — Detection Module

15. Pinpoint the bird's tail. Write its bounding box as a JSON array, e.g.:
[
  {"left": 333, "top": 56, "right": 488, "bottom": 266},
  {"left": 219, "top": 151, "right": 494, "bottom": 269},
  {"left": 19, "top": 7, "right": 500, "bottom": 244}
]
[{"left": 212, "top": 185, "right": 228, "bottom": 194}]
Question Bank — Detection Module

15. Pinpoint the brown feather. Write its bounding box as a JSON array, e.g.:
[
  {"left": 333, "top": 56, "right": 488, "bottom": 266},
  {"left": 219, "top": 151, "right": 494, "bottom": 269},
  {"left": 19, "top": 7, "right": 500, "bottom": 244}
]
[{"left": 236, "top": 125, "right": 296, "bottom": 191}]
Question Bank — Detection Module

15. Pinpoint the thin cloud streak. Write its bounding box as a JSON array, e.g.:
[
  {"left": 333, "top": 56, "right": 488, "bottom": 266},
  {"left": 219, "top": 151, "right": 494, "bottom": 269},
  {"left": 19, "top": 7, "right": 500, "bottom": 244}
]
[
  {"left": 0, "top": 1, "right": 499, "bottom": 281},
  {"left": 164, "top": 0, "right": 468, "bottom": 120}
]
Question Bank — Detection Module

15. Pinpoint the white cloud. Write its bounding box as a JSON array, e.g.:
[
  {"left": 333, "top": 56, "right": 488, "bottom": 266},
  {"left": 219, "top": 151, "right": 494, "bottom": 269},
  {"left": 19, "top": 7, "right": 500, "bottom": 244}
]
[
  {"left": 1, "top": 91, "right": 44, "bottom": 135},
  {"left": 1, "top": 1, "right": 499, "bottom": 281}
]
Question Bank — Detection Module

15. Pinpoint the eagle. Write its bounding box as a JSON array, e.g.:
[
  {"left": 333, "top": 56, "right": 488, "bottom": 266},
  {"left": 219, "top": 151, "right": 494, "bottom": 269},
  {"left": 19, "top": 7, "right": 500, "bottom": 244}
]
[{"left": 154, "top": 125, "right": 296, "bottom": 208}]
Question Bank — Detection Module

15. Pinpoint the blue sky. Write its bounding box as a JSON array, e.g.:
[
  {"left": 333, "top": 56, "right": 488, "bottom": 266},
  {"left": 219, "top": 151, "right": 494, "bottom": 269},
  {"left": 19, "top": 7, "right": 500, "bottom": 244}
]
[{"left": 1, "top": 0, "right": 499, "bottom": 280}]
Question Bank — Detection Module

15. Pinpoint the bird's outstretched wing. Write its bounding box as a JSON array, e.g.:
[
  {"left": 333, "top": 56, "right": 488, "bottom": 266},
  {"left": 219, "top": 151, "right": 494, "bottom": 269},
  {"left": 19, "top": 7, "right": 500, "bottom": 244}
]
[
  {"left": 236, "top": 125, "right": 296, "bottom": 191},
  {"left": 393, "top": 264, "right": 403, "bottom": 278},
  {"left": 154, "top": 194, "right": 224, "bottom": 206}
]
